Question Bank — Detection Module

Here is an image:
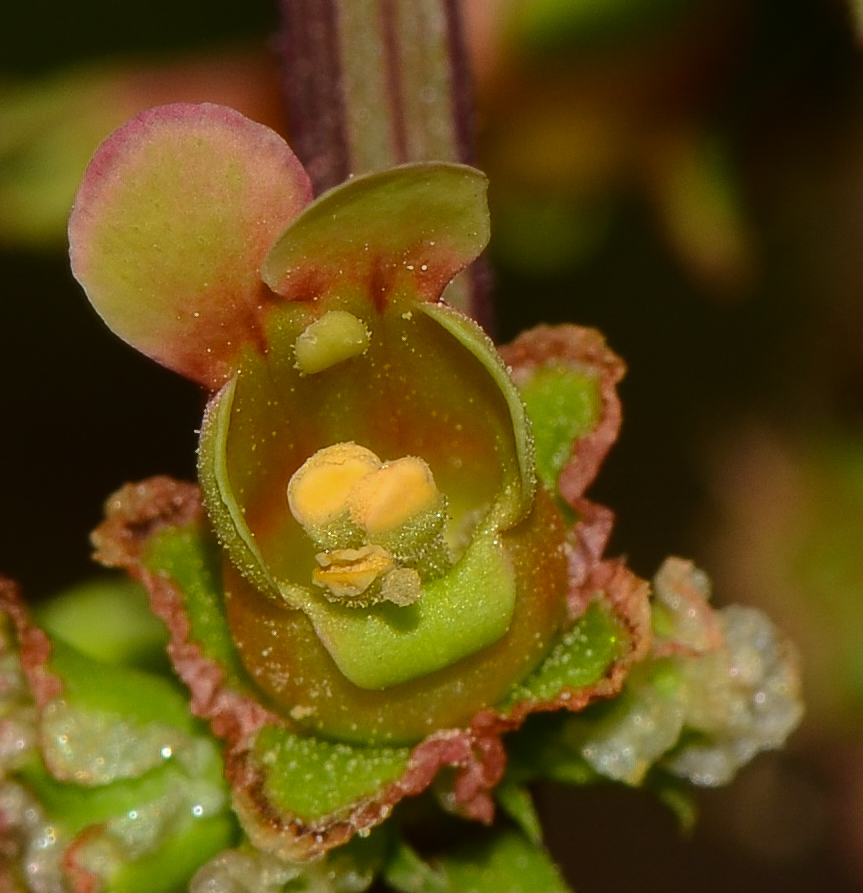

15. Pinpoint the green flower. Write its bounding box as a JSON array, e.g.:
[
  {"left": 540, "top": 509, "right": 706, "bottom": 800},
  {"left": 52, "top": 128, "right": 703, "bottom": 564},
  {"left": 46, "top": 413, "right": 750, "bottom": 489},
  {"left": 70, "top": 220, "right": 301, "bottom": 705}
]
[{"left": 57, "top": 103, "right": 800, "bottom": 868}]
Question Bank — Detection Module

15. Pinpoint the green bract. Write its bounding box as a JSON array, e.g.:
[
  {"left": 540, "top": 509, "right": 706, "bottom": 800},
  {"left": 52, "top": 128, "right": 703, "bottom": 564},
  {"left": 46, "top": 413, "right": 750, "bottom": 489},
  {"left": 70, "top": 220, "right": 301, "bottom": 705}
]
[{"left": 0, "top": 579, "right": 236, "bottom": 893}]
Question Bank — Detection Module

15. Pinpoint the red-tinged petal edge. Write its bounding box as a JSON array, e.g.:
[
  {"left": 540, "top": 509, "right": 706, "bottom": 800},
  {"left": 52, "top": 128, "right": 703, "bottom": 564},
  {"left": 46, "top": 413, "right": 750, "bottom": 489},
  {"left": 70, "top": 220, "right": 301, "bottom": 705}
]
[
  {"left": 91, "top": 474, "right": 651, "bottom": 859},
  {"left": 499, "top": 324, "right": 625, "bottom": 506},
  {"left": 91, "top": 478, "right": 277, "bottom": 746},
  {"left": 0, "top": 578, "right": 62, "bottom": 708},
  {"left": 466, "top": 557, "right": 652, "bottom": 789},
  {"left": 69, "top": 103, "right": 313, "bottom": 389},
  {"left": 498, "top": 325, "right": 630, "bottom": 623},
  {"left": 651, "top": 557, "right": 724, "bottom": 659}
]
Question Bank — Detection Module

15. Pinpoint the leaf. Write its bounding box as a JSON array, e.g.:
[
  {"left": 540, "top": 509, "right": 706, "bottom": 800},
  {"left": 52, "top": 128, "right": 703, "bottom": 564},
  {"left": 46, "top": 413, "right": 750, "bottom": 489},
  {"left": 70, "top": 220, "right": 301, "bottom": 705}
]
[
  {"left": 33, "top": 575, "right": 169, "bottom": 670},
  {"left": 108, "top": 813, "right": 237, "bottom": 893},
  {"left": 494, "top": 782, "right": 542, "bottom": 845},
  {"left": 47, "top": 638, "right": 196, "bottom": 733},
  {"left": 144, "top": 521, "right": 251, "bottom": 689},
  {"left": 504, "top": 713, "right": 599, "bottom": 787},
  {"left": 20, "top": 755, "right": 195, "bottom": 835},
  {"left": 383, "top": 829, "right": 572, "bottom": 893},
  {"left": 437, "top": 829, "right": 572, "bottom": 893},
  {"left": 69, "top": 103, "right": 312, "bottom": 388},
  {"left": 515, "top": 365, "right": 600, "bottom": 492},
  {"left": 383, "top": 838, "right": 449, "bottom": 893},
  {"left": 12, "top": 635, "right": 237, "bottom": 892},
  {"left": 647, "top": 771, "right": 698, "bottom": 832}
]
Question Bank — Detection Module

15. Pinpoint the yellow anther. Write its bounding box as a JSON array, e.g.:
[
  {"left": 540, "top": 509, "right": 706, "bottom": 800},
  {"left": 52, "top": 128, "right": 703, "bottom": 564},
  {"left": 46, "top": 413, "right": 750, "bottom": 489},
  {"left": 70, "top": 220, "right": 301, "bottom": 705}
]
[
  {"left": 289, "top": 444, "right": 446, "bottom": 605},
  {"left": 312, "top": 545, "right": 395, "bottom": 599},
  {"left": 288, "top": 443, "right": 380, "bottom": 530},
  {"left": 348, "top": 456, "right": 440, "bottom": 536},
  {"left": 294, "top": 310, "right": 370, "bottom": 374}
]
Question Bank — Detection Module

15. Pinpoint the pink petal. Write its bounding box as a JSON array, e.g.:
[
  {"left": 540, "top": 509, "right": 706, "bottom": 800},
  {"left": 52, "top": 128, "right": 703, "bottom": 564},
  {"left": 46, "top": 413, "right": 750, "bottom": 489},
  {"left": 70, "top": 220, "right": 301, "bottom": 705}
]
[{"left": 69, "top": 103, "right": 313, "bottom": 388}]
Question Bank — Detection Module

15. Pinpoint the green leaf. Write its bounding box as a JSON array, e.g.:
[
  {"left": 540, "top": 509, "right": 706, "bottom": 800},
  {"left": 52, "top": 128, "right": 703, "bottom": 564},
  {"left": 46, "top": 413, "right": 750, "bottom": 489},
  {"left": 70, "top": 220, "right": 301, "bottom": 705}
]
[
  {"left": 21, "top": 755, "right": 236, "bottom": 893},
  {"left": 144, "top": 522, "right": 250, "bottom": 689},
  {"left": 16, "top": 660, "right": 235, "bottom": 893},
  {"left": 262, "top": 163, "right": 489, "bottom": 303},
  {"left": 69, "top": 103, "right": 312, "bottom": 388},
  {"left": 34, "top": 575, "right": 169, "bottom": 670},
  {"left": 48, "top": 639, "right": 195, "bottom": 731},
  {"left": 647, "top": 770, "right": 698, "bottom": 832},
  {"left": 20, "top": 756, "right": 193, "bottom": 836},
  {"left": 321, "top": 829, "right": 390, "bottom": 892},
  {"left": 505, "top": 713, "right": 598, "bottom": 787},
  {"left": 384, "top": 830, "right": 572, "bottom": 893},
  {"left": 494, "top": 782, "right": 543, "bottom": 845},
  {"left": 108, "top": 813, "right": 237, "bottom": 893},
  {"left": 384, "top": 838, "right": 449, "bottom": 893},
  {"left": 438, "top": 829, "right": 572, "bottom": 893}
]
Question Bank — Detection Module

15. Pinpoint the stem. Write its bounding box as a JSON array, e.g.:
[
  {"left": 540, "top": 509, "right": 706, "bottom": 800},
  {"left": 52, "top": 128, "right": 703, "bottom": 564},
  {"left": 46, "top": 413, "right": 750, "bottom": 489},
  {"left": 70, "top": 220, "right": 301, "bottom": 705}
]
[{"left": 275, "top": 0, "right": 487, "bottom": 322}]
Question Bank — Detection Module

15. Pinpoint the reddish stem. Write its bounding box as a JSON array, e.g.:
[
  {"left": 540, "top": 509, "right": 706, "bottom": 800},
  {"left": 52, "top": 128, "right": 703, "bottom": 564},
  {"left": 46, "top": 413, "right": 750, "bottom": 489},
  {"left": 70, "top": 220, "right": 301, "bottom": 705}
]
[{"left": 275, "top": 0, "right": 489, "bottom": 323}]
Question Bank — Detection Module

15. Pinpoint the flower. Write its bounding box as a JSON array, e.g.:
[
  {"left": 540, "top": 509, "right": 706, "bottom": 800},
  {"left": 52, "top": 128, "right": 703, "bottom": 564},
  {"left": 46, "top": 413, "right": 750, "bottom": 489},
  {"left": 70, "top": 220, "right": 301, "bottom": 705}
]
[
  {"left": 61, "top": 102, "right": 799, "bottom": 863},
  {"left": 0, "top": 576, "right": 236, "bottom": 893},
  {"left": 69, "top": 102, "right": 602, "bottom": 747}
]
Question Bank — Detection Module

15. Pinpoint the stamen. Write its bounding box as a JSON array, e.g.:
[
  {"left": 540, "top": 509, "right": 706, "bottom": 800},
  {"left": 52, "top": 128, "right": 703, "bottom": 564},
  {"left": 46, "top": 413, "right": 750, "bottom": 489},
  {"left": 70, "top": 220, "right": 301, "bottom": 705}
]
[
  {"left": 348, "top": 456, "right": 440, "bottom": 535},
  {"left": 288, "top": 443, "right": 380, "bottom": 530},
  {"left": 288, "top": 443, "right": 447, "bottom": 606}
]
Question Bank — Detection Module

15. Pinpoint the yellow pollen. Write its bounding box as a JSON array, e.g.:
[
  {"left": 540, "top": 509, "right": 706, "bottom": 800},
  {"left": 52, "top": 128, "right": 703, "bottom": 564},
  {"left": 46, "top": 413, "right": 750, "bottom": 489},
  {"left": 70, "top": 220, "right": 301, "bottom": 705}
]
[
  {"left": 288, "top": 443, "right": 380, "bottom": 529},
  {"left": 348, "top": 456, "right": 440, "bottom": 535},
  {"left": 288, "top": 443, "right": 445, "bottom": 605}
]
